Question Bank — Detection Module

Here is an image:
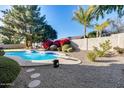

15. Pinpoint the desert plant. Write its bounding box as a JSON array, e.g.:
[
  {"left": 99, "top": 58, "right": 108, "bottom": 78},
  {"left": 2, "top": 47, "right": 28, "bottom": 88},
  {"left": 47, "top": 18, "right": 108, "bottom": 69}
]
[
  {"left": 87, "top": 51, "right": 96, "bottom": 62},
  {"left": 62, "top": 44, "right": 73, "bottom": 52},
  {"left": 93, "top": 46, "right": 105, "bottom": 57},
  {"left": 67, "top": 47, "right": 73, "bottom": 52},
  {"left": 93, "top": 40, "right": 112, "bottom": 57},
  {"left": 96, "top": 50, "right": 105, "bottom": 57},
  {"left": 113, "top": 46, "right": 124, "bottom": 54},
  {"left": 87, "top": 40, "right": 112, "bottom": 62},
  {"left": 100, "top": 40, "right": 112, "bottom": 53},
  {"left": 0, "top": 56, "right": 21, "bottom": 87}
]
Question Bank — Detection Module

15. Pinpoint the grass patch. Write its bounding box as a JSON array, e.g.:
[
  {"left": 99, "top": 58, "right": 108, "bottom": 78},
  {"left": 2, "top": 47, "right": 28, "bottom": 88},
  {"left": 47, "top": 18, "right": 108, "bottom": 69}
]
[{"left": 0, "top": 56, "right": 21, "bottom": 87}]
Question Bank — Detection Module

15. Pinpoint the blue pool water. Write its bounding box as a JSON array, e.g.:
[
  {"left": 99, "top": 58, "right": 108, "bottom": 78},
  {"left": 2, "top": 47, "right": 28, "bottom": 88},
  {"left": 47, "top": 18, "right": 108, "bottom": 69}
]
[{"left": 5, "top": 51, "right": 57, "bottom": 61}]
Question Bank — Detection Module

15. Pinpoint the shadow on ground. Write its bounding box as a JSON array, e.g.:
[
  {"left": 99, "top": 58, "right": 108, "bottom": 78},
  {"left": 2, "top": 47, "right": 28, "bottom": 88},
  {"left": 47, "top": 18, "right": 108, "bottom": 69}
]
[
  {"left": 11, "top": 62, "right": 124, "bottom": 88},
  {"left": 95, "top": 60, "right": 119, "bottom": 63}
]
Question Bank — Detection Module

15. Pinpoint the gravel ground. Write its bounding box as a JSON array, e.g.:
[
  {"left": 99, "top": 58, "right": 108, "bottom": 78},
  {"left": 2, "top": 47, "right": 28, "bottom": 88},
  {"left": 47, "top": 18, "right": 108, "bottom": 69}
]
[{"left": 11, "top": 51, "right": 124, "bottom": 88}]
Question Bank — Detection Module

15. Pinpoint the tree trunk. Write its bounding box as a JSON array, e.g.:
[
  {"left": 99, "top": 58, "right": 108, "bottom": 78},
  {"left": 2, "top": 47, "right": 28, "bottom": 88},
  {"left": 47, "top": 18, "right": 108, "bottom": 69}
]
[
  {"left": 30, "top": 35, "right": 33, "bottom": 49},
  {"left": 99, "top": 31, "right": 102, "bottom": 37},
  {"left": 25, "top": 36, "right": 29, "bottom": 48},
  {"left": 96, "top": 31, "right": 99, "bottom": 37},
  {"left": 84, "top": 25, "right": 88, "bottom": 50},
  {"left": 84, "top": 25, "right": 86, "bottom": 38},
  {"left": 25, "top": 35, "right": 32, "bottom": 49}
]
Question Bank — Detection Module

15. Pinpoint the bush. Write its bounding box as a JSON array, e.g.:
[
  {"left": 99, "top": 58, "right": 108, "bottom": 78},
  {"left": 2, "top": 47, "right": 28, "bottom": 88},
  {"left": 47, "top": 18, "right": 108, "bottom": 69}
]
[
  {"left": 93, "top": 47, "right": 105, "bottom": 57},
  {"left": 113, "top": 46, "right": 124, "bottom": 54},
  {"left": 0, "top": 56, "right": 21, "bottom": 87},
  {"left": 60, "top": 38, "right": 70, "bottom": 46},
  {"left": 88, "top": 31, "right": 96, "bottom": 38},
  {"left": 87, "top": 40, "right": 112, "bottom": 62},
  {"left": 62, "top": 44, "right": 72, "bottom": 52},
  {"left": 53, "top": 40, "right": 61, "bottom": 47},
  {"left": 42, "top": 40, "right": 53, "bottom": 49},
  {"left": 62, "top": 44, "right": 71, "bottom": 52},
  {"left": 0, "top": 47, "right": 5, "bottom": 56},
  {"left": 57, "top": 47, "right": 62, "bottom": 51},
  {"left": 96, "top": 50, "right": 105, "bottom": 57},
  {"left": 99, "top": 40, "right": 112, "bottom": 53},
  {"left": 87, "top": 51, "right": 96, "bottom": 62},
  {"left": 0, "top": 50, "right": 5, "bottom": 56},
  {"left": 67, "top": 47, "right": 73, "bottom": 52},
  {"left": 93, "top": 40, "right": 112, "bottom": 57}
]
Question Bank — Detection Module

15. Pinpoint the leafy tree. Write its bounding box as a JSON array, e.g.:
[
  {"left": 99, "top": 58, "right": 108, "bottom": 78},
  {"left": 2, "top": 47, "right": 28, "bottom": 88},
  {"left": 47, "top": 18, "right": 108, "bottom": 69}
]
[
  {"left": 73, "top": 6, "right": 96, "bottom": 38},
  {"left": 0, "top": 5, "right": 57, "bottom": 48},
  {"left": 0, "top": 27, "right": 23, "bottom": 44},
  {"left": 32, "top": 24, "right": 57, "bottom": 43}
]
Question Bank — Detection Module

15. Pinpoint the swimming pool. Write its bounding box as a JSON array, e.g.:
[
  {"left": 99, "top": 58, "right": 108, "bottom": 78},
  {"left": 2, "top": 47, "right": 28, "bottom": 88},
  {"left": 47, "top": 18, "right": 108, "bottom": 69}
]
[{"left": 5, "top": 50, "right": 58, "bottom": 61}]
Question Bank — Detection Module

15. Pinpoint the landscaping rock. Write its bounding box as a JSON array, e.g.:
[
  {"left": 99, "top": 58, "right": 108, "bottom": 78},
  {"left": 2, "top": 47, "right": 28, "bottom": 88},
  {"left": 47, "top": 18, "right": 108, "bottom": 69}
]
[
  {"left": 30, "top": 73, "right": 40, "bottom": 78},
  {"left": 28, "top": 80, "right": 41, "bottom": 88},
  {"left": 26, "top": 68, "right": 35, "bottom": 72}
]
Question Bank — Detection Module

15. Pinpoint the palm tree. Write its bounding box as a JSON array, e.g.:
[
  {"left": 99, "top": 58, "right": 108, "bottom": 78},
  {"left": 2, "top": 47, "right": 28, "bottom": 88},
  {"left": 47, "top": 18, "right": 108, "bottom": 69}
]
[
  {"left": 73, "top": 6, "right": 96, "bottom": 38},
  {"left": 95, "top": 21, "right": 110, "bottom": 37},
  {"left": 94, "top": 5, "right": 124, "bottom": 20}
]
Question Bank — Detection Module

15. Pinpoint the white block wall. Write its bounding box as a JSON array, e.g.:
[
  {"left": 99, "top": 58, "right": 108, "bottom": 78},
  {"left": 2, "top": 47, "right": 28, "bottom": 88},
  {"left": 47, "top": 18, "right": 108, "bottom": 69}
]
[{"left": 71, "top": 33, "right": 124, "bottom": 51}]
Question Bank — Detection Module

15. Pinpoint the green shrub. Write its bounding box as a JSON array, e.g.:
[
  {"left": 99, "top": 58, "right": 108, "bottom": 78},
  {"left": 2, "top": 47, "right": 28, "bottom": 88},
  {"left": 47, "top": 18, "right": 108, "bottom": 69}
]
[
  {"left": 67, "top": 47, "right": 73, "bottom": 52},
  {"left": 93, "top": 40, "right": 112, "bottom": 57},
  {"left": 0, "top": 50, "right": 5, "bottom": 56},
  {"left": 87, "top": 51, "right": 96, "bottom": 62},
  {"left": 113, "top": 46, "right": 124, "bottom": 54},
  {"left": 87, "top": 40, "right": 112, "bottom": 62},
  {"left": 96, "top": 50, "right": 105, "bottom": 57},
  {"left": 57, "top": 47, "right": 62, "bottom": 51},
  {"left": 99, "top": 40, "right": 112, "bottom": 53},
  {"left": 93, "top": 47, "right": 105, "bottom": 57},
  {"left": 88, "top": 31, "right": 96, "bottom": 38},
  {"left": 62, "top": 44, "right": 71, "bottom": 52},
  {"left": 0, "top": 56, "right": 21, "bottom": 87}
]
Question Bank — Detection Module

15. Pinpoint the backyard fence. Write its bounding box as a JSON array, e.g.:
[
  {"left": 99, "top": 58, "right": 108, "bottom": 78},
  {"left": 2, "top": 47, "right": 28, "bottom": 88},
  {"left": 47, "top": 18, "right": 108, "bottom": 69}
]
[
  {"left": 71, "top": 33, "right": 124, "bottom": 51},
  {"left": 0, "top": 44, "right": 26, "bottom": 49}
]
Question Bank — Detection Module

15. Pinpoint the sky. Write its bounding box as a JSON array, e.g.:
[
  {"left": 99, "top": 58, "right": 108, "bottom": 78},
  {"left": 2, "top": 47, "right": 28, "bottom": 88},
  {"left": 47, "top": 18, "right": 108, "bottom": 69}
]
[{"left": 0, "top": 5, "right": 119, "bottom": 39}]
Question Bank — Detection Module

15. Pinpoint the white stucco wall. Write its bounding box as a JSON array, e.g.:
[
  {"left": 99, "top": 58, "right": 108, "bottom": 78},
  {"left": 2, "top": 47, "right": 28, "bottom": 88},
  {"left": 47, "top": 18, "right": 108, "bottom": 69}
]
[{"left": 71, "top": 33, "right": 124, "bottom": 51}]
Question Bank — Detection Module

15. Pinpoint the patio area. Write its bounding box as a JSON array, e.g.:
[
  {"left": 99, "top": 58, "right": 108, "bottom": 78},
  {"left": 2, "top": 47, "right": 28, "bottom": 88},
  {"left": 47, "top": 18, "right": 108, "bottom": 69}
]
[{"left": 10, "top": 50, "right": 124, "bottom": 88}]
